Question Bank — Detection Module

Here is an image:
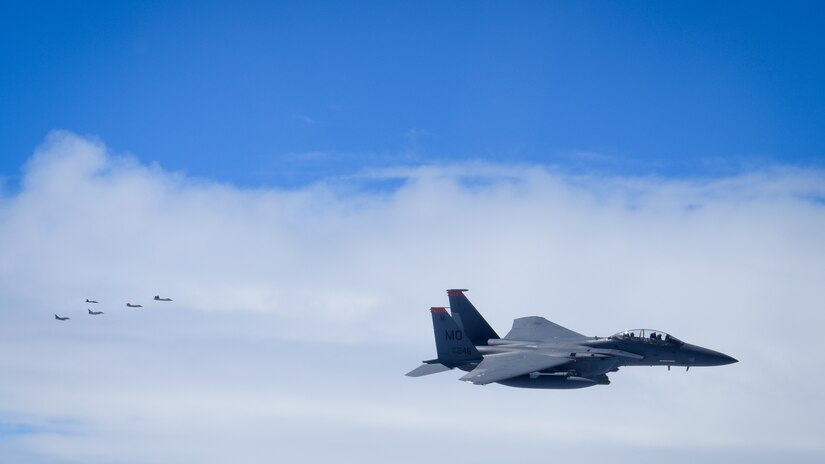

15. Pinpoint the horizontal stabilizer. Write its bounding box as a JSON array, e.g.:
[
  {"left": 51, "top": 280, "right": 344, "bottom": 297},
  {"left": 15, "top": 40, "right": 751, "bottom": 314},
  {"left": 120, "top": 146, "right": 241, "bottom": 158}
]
[
  {"left": 460, "top": 351, "right": 571, "bottom": 385},
  {"left": 406, "top": 363, "right": 453, "bottom": 377}
]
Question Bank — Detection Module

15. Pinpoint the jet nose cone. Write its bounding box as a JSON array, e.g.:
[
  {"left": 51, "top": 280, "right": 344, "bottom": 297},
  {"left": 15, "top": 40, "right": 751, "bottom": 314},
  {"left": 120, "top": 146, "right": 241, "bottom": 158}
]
[
  {"left": 684, "top": 344, "right": 738, "bottom": 366},
  {"left": 718, "top": 354, "right": 738, "bottom": 365},
  {"left": 706, "top": 349, "right": 738, "bottom": 366}
]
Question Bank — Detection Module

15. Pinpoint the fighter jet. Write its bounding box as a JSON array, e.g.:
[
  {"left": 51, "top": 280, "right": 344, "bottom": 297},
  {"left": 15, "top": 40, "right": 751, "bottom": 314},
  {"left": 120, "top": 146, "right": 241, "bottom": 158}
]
[
  {"left": 88, "top": 309, "right": 104, "bottom": 315},
  {"left": 54, "top": 314, "right": 70, "bottom": 321},
  {"left": 126, "top": 303, "right": 143, "bottom": 308},
  {"left": 154, "top": 295, "right": 172, "bottom": 301},
  {"left": 407, "top": 289, "right": 737, "bottom": 389},
  {"left": 86, "top": 299, "right": 99, "bottom": 303}
]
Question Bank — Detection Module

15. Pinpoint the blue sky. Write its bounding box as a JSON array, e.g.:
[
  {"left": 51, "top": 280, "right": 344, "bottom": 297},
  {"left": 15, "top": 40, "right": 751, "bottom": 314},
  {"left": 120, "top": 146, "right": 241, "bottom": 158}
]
[{"left": 2, "top": 1, "right": 824, "bottom": 186}]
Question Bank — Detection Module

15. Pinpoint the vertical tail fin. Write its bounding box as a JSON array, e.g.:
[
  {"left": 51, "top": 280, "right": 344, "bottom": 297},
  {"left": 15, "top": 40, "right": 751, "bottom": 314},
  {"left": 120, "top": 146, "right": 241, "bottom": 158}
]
[
  {"left": 430, "top": 307, "right": 482, "bottom": 367},
  {"left": 447, "top": 289, "right": 499, "bottom": 346}
]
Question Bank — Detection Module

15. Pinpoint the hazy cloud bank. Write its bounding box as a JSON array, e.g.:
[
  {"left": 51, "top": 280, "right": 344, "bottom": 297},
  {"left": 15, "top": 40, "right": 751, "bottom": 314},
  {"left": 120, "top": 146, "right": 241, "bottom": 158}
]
[{"left": 1, "top": 131, "right": 823, "bottom": 463}]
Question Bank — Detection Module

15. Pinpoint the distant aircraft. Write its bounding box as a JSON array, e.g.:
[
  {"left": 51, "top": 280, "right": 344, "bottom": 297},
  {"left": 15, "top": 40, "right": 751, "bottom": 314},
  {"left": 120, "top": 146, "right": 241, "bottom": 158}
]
[
  {"left": 407, "top": 289, "right": 737, "bottom": 389},
  {"left": 86, "top": 299, "right": 99, "bottom": 303},
  {"left": 88, "top": 309, "right": 104, "bottom": 315},
  {"left": 54, "top": 314, "right": 70, "bottom": 321},
  {"left": 126, "top": 303, "right": 143, "bottom": 308},
  {"left": 154, "top": 295, "right": 172, "bottom": 301}
]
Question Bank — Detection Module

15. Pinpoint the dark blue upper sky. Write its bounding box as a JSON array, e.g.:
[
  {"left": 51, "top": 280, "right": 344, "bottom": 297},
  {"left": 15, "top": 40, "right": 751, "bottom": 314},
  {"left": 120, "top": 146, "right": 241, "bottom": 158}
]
[{"left": 1, "top": 1, "right": 823, "bottom": 186}]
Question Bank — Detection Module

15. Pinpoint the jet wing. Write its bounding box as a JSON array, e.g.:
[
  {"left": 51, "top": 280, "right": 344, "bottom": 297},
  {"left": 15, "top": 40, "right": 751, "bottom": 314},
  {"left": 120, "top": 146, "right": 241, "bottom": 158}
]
[
  {"left": 503, "top": 316, "right": 586, "bottom": 341},
  {"left": 459, "top": 351, "right": 570, "bottom": 385}
]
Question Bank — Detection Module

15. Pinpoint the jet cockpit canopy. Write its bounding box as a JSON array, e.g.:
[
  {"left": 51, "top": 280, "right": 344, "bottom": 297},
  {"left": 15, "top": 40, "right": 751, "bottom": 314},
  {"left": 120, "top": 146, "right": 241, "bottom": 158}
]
[{"left": 611, "top": 329, "right": 684, "bottom": 346}]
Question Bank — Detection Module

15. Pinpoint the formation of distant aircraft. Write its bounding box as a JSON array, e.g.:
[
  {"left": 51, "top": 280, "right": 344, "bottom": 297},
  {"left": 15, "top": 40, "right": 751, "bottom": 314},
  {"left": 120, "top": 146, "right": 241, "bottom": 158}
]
[
  {"left": 407, "top": 289, "right": 737, "bottom": 389},
  {"left": 53, "top": 295, "right": 173, "bottom": 321}
]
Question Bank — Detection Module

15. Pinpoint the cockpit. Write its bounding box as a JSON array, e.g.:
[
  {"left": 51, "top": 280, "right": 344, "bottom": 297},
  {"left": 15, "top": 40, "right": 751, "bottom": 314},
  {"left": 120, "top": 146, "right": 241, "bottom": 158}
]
[{"left": 610, "top": 329, "right": 684, "bottom": 346}]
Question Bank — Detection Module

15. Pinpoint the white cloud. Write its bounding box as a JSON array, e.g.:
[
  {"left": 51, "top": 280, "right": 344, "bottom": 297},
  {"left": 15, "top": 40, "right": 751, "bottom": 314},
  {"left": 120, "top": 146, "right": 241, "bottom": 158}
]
[{"left": 1, "top": 131, "right": 824, "bottom": 463}]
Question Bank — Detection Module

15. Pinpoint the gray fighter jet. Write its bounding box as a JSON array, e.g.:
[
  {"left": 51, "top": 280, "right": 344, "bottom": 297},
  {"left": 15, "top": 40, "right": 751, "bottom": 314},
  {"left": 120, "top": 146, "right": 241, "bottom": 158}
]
[
  {"left": 126, "top": 303, "right": 143, "bottom": 308},
  {"left": 88, "top": 309, "right": 104, "bottom": 315},
  {"left": 154, "top": 295, "right": 172, "bottom": 301},
  {"left": 54, "top": 314, "right": 70, "bottom": 321},
  {"left": 86, "top": 299, "right": 99, "bottom": 303},
  {"left": 407, "top": 289, "right": 737, "bottom": 389}
]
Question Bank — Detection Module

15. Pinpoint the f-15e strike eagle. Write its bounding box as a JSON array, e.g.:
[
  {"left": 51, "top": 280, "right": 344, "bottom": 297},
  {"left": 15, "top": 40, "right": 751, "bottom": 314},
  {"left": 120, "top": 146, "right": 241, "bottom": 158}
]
[
  {"left": 88, "top": 309, "right": 104, "bottom": 315},
  {"left": 407, "top": 289, "right": 737, "bottom": 389},
  {"left": 126, "top": 303, "right": 143, "bottom": 308},
  {"left": 154, "top": 295, "right": 172, "bottom": 301},
  {"left": 54, "top": 314, "right": 70, "bottom": 321}
]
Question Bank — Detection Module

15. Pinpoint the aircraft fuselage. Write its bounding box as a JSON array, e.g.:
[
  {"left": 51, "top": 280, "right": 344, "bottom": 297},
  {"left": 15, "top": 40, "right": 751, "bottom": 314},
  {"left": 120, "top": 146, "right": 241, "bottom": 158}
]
[
  {"left": 407, "top": 290, "right": 738, "bottom": 389},
  {"left": 471, "top": 336, "right": 737, "bottom": 383}
]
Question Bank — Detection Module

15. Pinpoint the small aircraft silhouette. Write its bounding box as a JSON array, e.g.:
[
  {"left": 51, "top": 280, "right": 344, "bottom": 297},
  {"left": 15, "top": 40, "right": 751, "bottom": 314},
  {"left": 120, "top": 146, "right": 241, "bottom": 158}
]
[
  {"left": 54, "top": 314, "right": 70, "bottom": 321},
  {"left": 86, "top": 299, "right": 99, "bottom": 303},
  {"left": 126, "top": 303, "right": 143, "bottom": 308},
  {"left": 88, "top": 309, "right": 104, "bottom": 315},
  {"left": 154, "top": 295, "right": 172, "bottom": 302}
]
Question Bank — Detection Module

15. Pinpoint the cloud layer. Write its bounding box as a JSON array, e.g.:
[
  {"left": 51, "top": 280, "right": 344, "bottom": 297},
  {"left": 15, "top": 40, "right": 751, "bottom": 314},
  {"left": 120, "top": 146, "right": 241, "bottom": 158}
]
[{"left": 1, "top": 132, "right": 824, "bottom": 463}]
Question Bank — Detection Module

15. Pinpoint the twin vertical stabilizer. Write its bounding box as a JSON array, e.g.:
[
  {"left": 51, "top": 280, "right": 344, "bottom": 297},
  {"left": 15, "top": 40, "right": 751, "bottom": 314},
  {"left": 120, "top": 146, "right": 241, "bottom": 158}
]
[
  {"left": 429, "top": 307, "right": 482, "bottom": 367},
  {"left": 446, "top": 289, "right": 500, "bottom": 345},
  {"left": 405, "top": 290, "right": 495, "bottom": 377},
  {"left": 405, "top": 305, "right": 484, "bottom": 377}
]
